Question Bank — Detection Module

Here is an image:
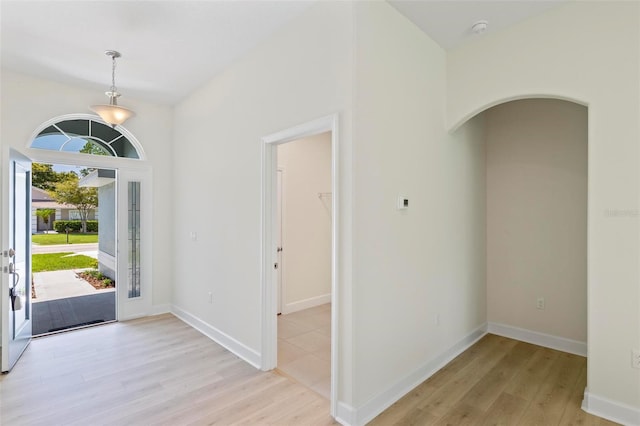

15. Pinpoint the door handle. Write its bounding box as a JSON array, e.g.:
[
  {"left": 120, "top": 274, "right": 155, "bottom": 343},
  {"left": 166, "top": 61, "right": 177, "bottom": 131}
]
[
  {"left": 5, "top": 262, "right": 20, "bottom": 288},
  {"left": 3, "top": 248, "right": 15, "bottom": 258}
]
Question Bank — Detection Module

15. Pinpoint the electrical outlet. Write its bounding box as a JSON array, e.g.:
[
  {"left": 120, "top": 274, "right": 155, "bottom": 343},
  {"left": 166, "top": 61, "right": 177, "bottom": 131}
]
[
  {"left": 536, "top": 297, "right": 545, "bottom": 310},
  {"left": 435, "top": 313, "right": 440, "bottom": 326},
  {"left": 208, "top": 292, "right": 213, "bottom": 304},
  {"left": 632, "top": 349, "right": 640, "bottom": 369}
]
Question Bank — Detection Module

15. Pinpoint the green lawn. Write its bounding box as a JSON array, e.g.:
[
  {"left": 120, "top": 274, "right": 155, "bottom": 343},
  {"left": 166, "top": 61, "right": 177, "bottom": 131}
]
[
  {"left": 32, "top": 253, "right": 98, "bottom": 273},
  {"left": 32, "top": 233, "right": 98, "bottom": 245}
]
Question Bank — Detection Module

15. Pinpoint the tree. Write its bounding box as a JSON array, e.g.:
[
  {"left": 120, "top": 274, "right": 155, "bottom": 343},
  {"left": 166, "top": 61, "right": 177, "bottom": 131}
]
[
  {"left": 35, "top": 208, "right": 56, "bottom": 233},
  {"left": 79, "top": 142, "right": 109, "bottom": 177},
  {"left": 32, "top": 163, "right": 77, "bottom": 191},
  {"left": 48, "top": 177, "right": 98, "bottom": 233},
  {"left": 32, "top": 163, "right": 60, "bottom": 191},
  {"left": 80, "top": 141, "right": 110, "bottom": 156}
]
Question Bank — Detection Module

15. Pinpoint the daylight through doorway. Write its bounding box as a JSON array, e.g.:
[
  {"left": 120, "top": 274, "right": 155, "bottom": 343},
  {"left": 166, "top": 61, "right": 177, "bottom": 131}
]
[{"left": 31, "top": 162, "right": 116, "bottom": 335}]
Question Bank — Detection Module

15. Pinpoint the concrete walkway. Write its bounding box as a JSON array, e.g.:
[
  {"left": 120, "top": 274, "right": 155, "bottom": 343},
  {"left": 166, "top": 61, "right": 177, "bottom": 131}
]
[
  {"left": 32, "top": 243, "right": 98, "bottom": 255},
  {"left": 31, "top": 242, "right": 116, "bottom": 335},
  {"left": 33, "top": 269, "right": 114, "bottom": 303}
]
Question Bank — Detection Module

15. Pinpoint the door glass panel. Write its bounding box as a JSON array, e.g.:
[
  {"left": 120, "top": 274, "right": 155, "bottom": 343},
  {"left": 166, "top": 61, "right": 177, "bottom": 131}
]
[
  {"left": 13, "top": 163, "right": 30, "bottom": 331},
  {"left": 128, "top": 182, "right": 141, "bottom": 298}
]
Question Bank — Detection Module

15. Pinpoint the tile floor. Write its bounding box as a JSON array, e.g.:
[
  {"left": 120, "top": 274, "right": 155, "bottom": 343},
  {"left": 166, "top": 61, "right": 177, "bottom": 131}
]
[{"left": 277, "top": 303, "right": 331, "bottom": 399}]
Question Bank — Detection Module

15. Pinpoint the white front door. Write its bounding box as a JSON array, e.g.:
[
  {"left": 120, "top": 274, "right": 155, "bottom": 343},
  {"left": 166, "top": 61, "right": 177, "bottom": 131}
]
[{"left": 1, "top": 149, "right": 32, "bottom": 372}]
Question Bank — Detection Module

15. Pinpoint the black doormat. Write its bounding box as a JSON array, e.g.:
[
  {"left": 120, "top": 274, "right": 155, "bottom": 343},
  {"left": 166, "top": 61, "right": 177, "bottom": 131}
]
[
  {"left": 32, "top": 292, "right": 115, "bottom": 336},
  {"left": 48, "top": 319, "right": 105, "bottom": 333}
]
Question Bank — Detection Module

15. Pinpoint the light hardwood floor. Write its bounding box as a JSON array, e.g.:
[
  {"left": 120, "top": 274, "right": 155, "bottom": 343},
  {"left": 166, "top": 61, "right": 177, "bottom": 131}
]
[
  {"left": 0, "top": 314, "right": 337, "bottom": 425},
  {"left": 1, "top": 315, "right": 618, "bottom": 425},
  {"left": 369, "top": 333, "right": 618, "bottom": 426}
]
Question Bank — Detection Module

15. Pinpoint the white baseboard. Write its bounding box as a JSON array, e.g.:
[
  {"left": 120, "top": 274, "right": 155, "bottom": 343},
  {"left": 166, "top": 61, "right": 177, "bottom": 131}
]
[
  {"left": 351, "top": 323, "right": 488, "bottom": 426},
  {"left": 282, "top": 293, "right": 331, "bottom": 315},
  {"left": 118, "top": 312, "right": 150, "bottom": 321},
  {"left": 150, "top": 304, "right": 171, "bottom": 315},
  {"left": 487, "top": 322, "right": 587, "bottom": 356},
  {"left": 582, "top": 390, "right": 640, "bottom": 426},
  {"left": 171, "top": 304, "right": 261, "bottom": 369},
  {"left": 335, "top": 401, "right": 357, "bottom": 426}
]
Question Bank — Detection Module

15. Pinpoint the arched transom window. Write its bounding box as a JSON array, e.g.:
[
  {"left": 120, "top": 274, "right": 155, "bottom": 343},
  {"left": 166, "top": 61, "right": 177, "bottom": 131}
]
[{"left": 31, "top": 118, "right": 140, "bottom": 159}]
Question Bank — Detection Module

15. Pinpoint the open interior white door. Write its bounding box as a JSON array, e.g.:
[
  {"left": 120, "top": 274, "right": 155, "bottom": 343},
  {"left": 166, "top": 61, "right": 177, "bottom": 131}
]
[
  {"left": 276, "top": 169, "right": 283, "bottom": 315},
  {"left": 1, "top": 149, "right": 32, "bottom": 372},
  {"left": 116, "top": 168, "right": 152, "bottom": 321}
]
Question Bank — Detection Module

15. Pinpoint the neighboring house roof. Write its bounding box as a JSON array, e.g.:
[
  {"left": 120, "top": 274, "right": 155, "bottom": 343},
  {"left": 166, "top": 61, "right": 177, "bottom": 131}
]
[{"left": 32, "top": 186, "right": 70, "bottom": 209}]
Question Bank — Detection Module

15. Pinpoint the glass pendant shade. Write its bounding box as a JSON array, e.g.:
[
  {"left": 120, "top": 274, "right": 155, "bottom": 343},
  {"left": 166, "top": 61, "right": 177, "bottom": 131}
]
[{"left": 90, "top": 103, "right": 135, "bottom": 126}]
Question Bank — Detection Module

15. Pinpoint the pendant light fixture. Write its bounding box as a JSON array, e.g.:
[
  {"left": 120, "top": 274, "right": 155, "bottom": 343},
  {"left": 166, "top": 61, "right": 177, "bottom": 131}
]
[{"left": 90, "top": 50, "right": 135, "bottom": 127}]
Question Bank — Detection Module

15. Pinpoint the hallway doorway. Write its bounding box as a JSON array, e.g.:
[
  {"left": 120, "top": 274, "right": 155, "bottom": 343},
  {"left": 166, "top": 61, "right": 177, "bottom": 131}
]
[
  {"left": 274, "top": 131, "right": 332, "bottom": 398},
  {"left": 261, "top": 114, "right": 340, "bottom": 415}
]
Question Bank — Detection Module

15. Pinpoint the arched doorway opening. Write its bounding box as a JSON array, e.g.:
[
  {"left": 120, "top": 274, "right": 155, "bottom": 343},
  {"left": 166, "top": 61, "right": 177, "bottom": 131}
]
[{"left": 455, "top": 96, "right": 589, "bottom": 402}]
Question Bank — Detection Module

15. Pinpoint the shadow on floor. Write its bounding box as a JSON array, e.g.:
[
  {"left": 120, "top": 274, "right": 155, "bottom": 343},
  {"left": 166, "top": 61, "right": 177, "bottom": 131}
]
[{"left": 32, "top": 292, "right": 115, "bottom": 335}]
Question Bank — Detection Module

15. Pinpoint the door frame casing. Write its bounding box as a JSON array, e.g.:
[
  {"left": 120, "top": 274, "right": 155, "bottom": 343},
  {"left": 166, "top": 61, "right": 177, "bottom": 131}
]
[
  {"left": 276, "top": 167, "right": 284, "bottom": 315},
  {"left": 260, "top": 114, "right": 340, "bottom": 416},
  {"left": 16, "top": 147, "right": 154, "bottom": 322}
]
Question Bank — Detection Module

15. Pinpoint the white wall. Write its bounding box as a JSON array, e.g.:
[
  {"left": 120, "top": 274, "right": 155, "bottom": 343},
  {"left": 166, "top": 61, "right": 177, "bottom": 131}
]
[
  {"left": 485, "top": 99, "right": 587, "bottom": 342},
  {"left": 277, "top": 132, "right": 332, "bottom": 313},
  {"left": 0, "top": 70, "right": 175, "bottom": 309},
  {"left": 171, "top": 0, "right": 354, "bottom": 404},
  {"left": 448, "top": 1, "right": 640, "bottom": 417},
  {"left": 352, "top": 1, "right": 486, "bottom": 417}
]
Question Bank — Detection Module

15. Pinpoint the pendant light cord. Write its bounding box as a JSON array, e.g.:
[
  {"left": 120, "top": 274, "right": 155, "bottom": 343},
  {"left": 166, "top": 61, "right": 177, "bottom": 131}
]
[{"left": 111, "top": 55, "right": 117, "bottom": 94}]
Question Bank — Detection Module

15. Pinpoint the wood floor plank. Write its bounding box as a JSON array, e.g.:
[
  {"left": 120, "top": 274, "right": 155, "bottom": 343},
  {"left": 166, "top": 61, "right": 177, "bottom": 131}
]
[
  {"left": 504, "top": 346, "right": 560, "bottom": 401},
  {"left": 269, "top": 395, "right": 336, "bottom": 425},
  {"left": 367, "top": 378, "right": 439, "bottom": 426},
  {"left": 508, "top": 352, "right": 585, "bottom": 425},
  {"left": 145, "top": 373, "right": 287, "bottom": 425},
  {"left": 193, "top": 378, "right": 297, "bottom": 425},
  {"left": 435, "top": 401, "right": 487, "bottom": 426},
  {"left": 231, "top": 384, "right": 321, "bottom": 425},
  {"left": 392, "top": 407, "right": 439, "bottom": 426},
  {"left": 71, "top": 367, "right": 254, "bottom": 425},
  {"left": 461, "top": 341, "right": 538, "bottom": 411},
  {"left": 416, "top": 335, "right": 519, "bottom": 417},
  {"left": 480, "top": 392, "right": 529, "bottom": 426}
]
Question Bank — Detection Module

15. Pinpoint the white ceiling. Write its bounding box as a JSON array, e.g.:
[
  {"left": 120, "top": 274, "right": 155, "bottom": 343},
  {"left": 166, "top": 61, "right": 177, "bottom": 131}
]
[
  {"left": 388, "top": 0, "right": 566, "bottom": 50},
  {"left": 0, "top": 0, "right": 565, "bottom": 106},
  {"left": 0, "top": 0, "right": 315, "bottom": 105}
]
